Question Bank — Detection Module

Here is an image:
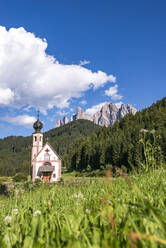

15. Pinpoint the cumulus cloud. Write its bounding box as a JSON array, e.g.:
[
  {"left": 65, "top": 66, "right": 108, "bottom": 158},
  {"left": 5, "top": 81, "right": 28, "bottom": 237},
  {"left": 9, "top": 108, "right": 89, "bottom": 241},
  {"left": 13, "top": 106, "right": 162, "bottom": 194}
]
[
  {"left": 56, "top": 110, "right": 69, "bottom": 116},
  {"left": 86, "top": 102, "right": 107, "bottom": 116},
  {"left": 0, "top": 88, "right": 14, "bottom": 105},
  {"left": 105, "top": 84, "right": 123, "bottom": 100},
  {"left": 79, "top": 60, "right": 90, "bottom": 66},
  {"left": 0, "top": 26, "right": 116, "bottom": 113},
  {"left": 0, "top": 115, "right": 36, "bottom": 128}
]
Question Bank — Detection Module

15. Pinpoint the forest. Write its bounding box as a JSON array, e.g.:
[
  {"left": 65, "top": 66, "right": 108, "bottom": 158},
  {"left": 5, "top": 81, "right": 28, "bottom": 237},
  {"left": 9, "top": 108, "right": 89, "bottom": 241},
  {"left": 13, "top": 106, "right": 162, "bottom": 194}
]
[
  {"left": 0, "top": 120, "right": 101, "bottom": 176},
  {"left": 0, "top": 97, "right": 166, "bottom": 176},
  {"left": 65, "top": 97, "right": 166, "bottom": 172}
]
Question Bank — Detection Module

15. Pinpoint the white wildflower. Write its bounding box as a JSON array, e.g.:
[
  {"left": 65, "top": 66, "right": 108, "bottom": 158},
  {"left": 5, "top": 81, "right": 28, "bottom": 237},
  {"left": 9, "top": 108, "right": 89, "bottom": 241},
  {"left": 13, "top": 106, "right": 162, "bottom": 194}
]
[
  {"left": 73, "top": 192, "right": 84, "bottom": 199},
  {"left": 33, "top": 210, "right": 41, "bottom": 217},
  {"left": 4, "top": 216, "right": 12, "bottom": 224},
  {"left": 85, "top": 209, "right": 91, "bottom": 214},
  {"left": 15, "top": 190, "right": 19, "bottom": 196},
  {"left": 12, "top": 209, "right": 18, "bottom": 215}
]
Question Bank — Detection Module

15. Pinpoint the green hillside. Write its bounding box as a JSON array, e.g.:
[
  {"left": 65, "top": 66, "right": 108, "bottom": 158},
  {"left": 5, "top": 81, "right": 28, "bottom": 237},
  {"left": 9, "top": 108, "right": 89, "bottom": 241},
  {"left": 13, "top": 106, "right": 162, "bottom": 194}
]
[
  {"left": 0, "top": 120, "right": 101, "bottom": 176},
  {"left": 67, "top": 97, "right": 166, "bottom": 172},
  {"left": 0, "top": 97, "right": 166, "bottom": 177}
]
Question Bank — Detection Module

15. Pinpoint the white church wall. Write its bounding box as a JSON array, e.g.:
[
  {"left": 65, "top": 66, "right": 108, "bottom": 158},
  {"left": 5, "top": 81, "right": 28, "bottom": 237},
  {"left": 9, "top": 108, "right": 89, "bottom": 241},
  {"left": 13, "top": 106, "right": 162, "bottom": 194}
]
[
  {"left": 31, "top": 125, "right": 61, "bottom": 182},
  {"left": 50, "top": 161, "right": 61, "bottom": 182}
]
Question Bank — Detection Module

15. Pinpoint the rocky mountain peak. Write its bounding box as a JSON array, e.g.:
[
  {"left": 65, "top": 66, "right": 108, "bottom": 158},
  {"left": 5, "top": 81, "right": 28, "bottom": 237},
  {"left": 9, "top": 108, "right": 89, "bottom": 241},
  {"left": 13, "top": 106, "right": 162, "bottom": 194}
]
[
  {"left": 77, "top": 107, "right": 83, "bottom": 114},
  {"left": 127, "top": 104, "right": 137, "bottom": 114},
  {"left": 55, "top": 102, "right": 137, "bottom": 128},
  {"left": 55, "top": 116, "right": 69, "bottom": 128}
]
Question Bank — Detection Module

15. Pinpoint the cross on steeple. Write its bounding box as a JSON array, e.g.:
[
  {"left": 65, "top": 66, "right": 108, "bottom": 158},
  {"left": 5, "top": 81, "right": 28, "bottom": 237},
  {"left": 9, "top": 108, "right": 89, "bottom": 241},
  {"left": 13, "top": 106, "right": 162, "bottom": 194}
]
[
  {"left": 33, "top": 111, "right": 43, "bottom": 133},
  {"left": 37, "top": 110, "right": 40, "bottom": 120}
]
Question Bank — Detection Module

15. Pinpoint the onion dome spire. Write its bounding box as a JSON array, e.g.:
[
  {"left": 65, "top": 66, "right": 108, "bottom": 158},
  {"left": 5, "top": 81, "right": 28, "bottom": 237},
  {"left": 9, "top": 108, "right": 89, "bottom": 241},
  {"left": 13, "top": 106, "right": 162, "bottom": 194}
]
[{"left": 33, "top": 111, "right": 43, "bottom": 133}]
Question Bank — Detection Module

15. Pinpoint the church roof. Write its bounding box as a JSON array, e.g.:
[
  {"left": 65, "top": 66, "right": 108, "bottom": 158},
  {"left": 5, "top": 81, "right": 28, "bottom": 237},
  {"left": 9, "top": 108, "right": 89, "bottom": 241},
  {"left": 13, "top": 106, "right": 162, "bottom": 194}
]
[
  {"left": 39, "top": 165, "right": 54, "bottom": 172},
  {"left": 32, "top": 142, "right": 61, "bottom": 162},
  {"left": 33, "top": 111, "right": 43, "bottom": 133}
]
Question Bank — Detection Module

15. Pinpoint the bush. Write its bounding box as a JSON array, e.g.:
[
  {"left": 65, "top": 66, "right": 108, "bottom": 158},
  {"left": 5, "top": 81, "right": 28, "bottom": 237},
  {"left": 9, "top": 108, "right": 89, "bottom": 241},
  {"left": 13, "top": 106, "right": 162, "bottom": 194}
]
[
  {"left": 86, "top": 165, "right": 92, "bottom": 172},
  {"left": 23, "top": 181, "right": 34, "bottom": 191},
  {"left": 13, "top": 173, "right": 27, "bottom": 182},
  {"left": 105, "top": 164, "right": 113, "bottom": 170},
  {"left": 34, "top": 178, "right": 42, "bottom": 185}
]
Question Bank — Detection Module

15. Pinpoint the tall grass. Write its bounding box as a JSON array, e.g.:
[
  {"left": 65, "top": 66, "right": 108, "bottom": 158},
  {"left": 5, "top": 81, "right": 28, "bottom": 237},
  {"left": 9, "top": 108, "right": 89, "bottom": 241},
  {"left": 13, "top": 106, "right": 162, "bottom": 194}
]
[{"left": 0, "top": 169, "right": 166, "bottom": 247}]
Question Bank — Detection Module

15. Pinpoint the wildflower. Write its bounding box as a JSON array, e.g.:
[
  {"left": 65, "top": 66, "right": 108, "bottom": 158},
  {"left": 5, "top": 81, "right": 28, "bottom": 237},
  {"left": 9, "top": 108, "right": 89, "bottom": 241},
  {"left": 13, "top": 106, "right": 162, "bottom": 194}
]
[
  {"left": 15, "top": 190, "right": 19, "bottom": 196},
  {"left": 12, "top": 209, "right": 18, "bottom": 215},
  {"left": 140, "top": 128, "right": 149, "bottom": 133},
  {"left": 85, "top": 209, "right": 91, "bottom": 214},
  {"left": 4, "top": 216, "right": 12, "bottom": 224},
  {"left": 73, "top": 192, "right": 84, "bottom": 199},
  {"left": 33, "top": 210, "right": 41, "bottom": 216}
]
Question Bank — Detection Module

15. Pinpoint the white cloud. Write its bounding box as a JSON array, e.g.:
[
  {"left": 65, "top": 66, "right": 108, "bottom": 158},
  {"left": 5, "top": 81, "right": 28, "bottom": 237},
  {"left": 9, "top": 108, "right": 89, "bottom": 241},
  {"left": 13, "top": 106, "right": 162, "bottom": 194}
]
[
  {"left": 0, "top": 26, "right": 116, "bottom": 113},
  {"left": 23, "top": 105, "right": 33, "bottom": 112},
  {"left": 0, "top": 88, "right": 14, "bottom": 105},
  {"left": 56, "top": 110, "right": 69, "bottom": 116},
  {"left": 86, "top": 102, "right": 107, "bottom": 116},
  {"left": 79, "top": 60, "right": 90, "bottom": 66},
  {"left": 0, "top": 115, "right": 36, "bottom": 128},
  {"left": 105, "top": 84, "right": 123, "bottom": 100},
  {"left": 80, "top": 100, "right": 87, "bottom": 105}
]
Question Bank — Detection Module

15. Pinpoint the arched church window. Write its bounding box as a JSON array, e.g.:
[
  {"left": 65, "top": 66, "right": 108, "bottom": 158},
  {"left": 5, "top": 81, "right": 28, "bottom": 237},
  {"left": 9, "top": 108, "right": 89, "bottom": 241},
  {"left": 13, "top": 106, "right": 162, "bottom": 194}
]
[
  {"left": 44, "top": 152, "right": 50, "bottom": 161},
  {"left": 40, "top": 136, "right": 42, "bottom": 141},
  {"left": 34, "top": 136, "right": 37, "bottom": 141},
  {"left": 44, "top": 162, "right": 51, "bottom": 166}
]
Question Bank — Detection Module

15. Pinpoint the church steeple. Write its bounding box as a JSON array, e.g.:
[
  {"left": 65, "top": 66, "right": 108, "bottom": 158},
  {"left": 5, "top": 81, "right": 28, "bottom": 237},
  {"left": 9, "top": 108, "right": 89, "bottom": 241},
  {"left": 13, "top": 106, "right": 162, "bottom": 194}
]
[
  {"left": 31, "top": 111, "right": 43, "bottom": 164},
  {"left": 33, "top": 111, "right": 43, "bottom": 133},
  {"left": 31, "top": 111, "right": 62, "bottom": 182}
]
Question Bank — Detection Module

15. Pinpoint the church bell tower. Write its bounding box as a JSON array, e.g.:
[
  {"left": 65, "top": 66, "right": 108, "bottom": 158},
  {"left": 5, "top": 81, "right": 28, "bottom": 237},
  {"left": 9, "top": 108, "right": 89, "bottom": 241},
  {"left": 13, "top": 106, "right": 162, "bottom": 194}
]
[{"left": 31, "top": 111, "right": 43, "bottom": 161}]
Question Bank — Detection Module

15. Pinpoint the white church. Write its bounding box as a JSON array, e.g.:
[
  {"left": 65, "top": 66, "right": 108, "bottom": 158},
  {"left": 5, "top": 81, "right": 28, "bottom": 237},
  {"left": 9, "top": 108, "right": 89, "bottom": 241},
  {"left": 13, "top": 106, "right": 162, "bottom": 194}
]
[{"left": 31, "top": 113, "right": 61, "bottom": 182}]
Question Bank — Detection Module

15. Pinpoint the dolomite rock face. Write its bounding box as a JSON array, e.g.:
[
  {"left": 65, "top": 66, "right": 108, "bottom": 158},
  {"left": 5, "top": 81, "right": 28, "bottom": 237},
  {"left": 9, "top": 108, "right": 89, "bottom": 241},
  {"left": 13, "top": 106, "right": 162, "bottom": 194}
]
[
  {"left": 55, "top": 116, "right": 69, "bottom": 128},
  {"left": 94, "top": 103, "right": 119, "bottom": 126},
  {"left": 70, "top": 107, "right": 93, "bottom": 122},
  {"left": 55, "top": 103, "right": 137, "bottom": 128},
  {"left": 127, "top": 104, "right": 137, "bottom": 115},
  {"left": 55, "top": 120, "right": 62, "bottom": 128},
  {"left": 63, "top": 116, "right": 69, "bottom": 125},
  {"left": 118, "top": 104, "right": 129, "bottom": 118}
]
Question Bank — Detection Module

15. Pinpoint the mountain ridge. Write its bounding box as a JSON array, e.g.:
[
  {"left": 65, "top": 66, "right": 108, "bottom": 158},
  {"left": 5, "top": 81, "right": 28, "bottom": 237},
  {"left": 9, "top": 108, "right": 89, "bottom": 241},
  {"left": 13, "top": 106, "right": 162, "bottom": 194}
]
[
  {"left": 55, "top": 102, "right": 137, "bottom": 128},
  {"left": 66, "top": 97, "right": 166, "bottom": 171}
]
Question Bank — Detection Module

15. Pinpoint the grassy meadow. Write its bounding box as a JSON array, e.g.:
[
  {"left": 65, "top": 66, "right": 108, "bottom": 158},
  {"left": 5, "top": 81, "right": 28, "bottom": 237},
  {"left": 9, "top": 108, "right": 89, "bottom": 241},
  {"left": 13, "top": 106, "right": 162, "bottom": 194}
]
[{"left": 0, "top": 169, "right": 166, "bottom": 247}]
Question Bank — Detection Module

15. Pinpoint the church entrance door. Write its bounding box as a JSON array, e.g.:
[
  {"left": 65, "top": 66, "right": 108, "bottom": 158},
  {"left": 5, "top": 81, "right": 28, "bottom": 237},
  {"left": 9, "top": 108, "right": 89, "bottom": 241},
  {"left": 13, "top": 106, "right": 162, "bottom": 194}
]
[{"left": 42, "top": 172, "right": 52, "bottom": 182}]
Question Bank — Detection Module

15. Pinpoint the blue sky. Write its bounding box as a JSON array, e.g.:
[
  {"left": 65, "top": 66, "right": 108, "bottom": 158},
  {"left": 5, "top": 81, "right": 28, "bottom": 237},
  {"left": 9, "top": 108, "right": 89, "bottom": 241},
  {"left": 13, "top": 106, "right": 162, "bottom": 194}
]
[{"left": 0, "top": 0, "right": 166, "bottom": 138}]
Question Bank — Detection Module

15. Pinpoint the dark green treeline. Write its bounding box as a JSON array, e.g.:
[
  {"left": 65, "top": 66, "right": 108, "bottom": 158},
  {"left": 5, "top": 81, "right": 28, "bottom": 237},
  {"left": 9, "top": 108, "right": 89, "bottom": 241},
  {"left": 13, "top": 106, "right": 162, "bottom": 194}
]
[
  {"left": 0, "top": 120, "right": 101, "bottom": 176},
  {"left": 65, "top": 97, "right": 166, "bottom": 171},
  {"left": 0, "top": 97, "right": 166, "bottom": 176}
]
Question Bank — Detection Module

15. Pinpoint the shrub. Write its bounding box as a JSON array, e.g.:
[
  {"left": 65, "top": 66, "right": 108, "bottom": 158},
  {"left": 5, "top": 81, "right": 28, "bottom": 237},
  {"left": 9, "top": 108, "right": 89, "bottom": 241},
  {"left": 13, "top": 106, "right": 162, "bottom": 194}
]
[
  {"left": 23, "top": 181, "right": 34, "bottom": 191},
  {"left": 86, "top": 165, "right": 91, "bottom": 172},
  {"left": 13, "top": 173, "right": 27, "bottom": 182},
  {"left": 105, "top": 164, "right": 113, "bottom": 170},
  {"left": 34, "top": 178, "right": 42, "bottom": 185}
]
